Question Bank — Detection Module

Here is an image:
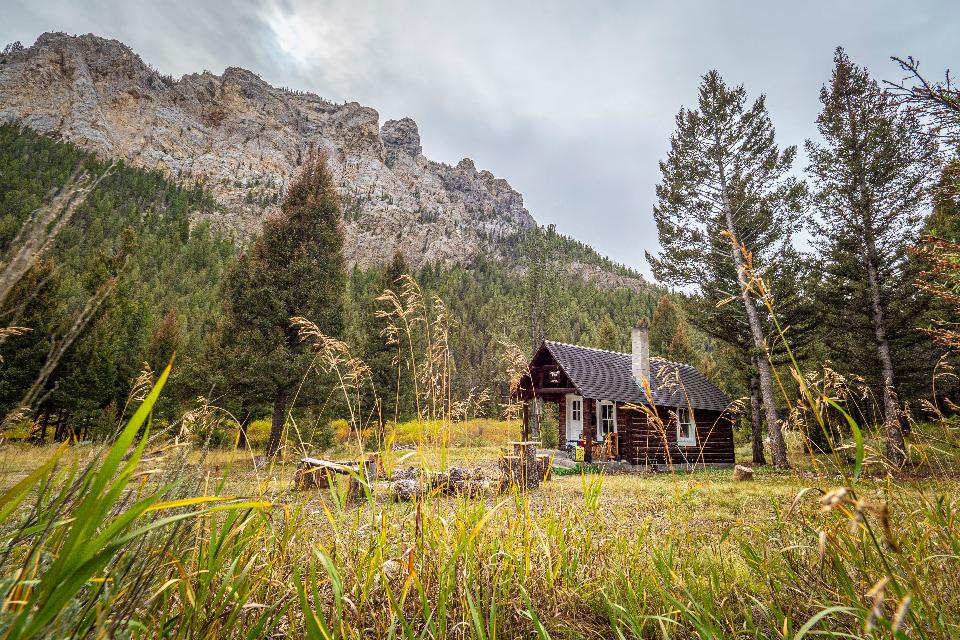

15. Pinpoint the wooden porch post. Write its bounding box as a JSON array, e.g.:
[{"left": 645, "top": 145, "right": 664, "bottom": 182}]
[
  {"left": 583, "top": 398, "right": 594, "bottom": 463},
  {"left": 521, "top": 401, "right": 530, "bottom": 442}
]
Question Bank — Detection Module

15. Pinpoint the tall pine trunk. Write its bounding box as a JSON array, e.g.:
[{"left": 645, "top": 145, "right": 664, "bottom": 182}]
[
  {"left": 719, "top": 165, "right": 789, "bottom": 468},
  {"left": 266, "top": 390, "right": 288, "bottom": 457},
  {"left": 749, "top": 371, "right": 766, "bottom": 465},
  {"left": 236, "top": 407, "right": 251, "bottom": 449},
  {"left": 865, "top": 242, "right": 906, "bottom": 466}
]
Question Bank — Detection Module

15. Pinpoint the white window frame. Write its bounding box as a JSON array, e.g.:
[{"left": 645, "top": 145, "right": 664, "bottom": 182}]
[
  {"left": 598, "top": 400, "right": 617, "bottom": 439},
  {"left": 676, "top": 407, "right": 696, "bottom": 446}
]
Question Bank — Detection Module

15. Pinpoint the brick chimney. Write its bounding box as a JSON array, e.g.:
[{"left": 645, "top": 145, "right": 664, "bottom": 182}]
[{"left": 632, "top": 318, "right": 650, "bottom": 384}]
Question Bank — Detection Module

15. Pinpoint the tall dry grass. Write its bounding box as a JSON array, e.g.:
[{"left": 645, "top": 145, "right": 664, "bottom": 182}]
[{"left": 1, "top": 271, "right": 959, "bottom": 638}]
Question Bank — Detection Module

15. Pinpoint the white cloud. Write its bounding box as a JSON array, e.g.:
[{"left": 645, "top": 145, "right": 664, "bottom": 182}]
[{"left": 1, "top": 0, "right": 957, "bottom": 277}]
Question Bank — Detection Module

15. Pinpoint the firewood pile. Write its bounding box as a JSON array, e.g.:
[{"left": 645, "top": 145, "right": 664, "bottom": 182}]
[{"left": 391, "top": 466, "right": 490, "bottom": 501}]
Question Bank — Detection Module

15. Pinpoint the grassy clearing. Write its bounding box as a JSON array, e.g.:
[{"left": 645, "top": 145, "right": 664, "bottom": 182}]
[
  {"left": 1, "top": 425, "right": 959, "bottom": 638},
  {"left": 1, "top": 272, "right": 959, "bottom": 638},
  {"left": 2, "top": 362, "right": 959, "bottom": 639}
]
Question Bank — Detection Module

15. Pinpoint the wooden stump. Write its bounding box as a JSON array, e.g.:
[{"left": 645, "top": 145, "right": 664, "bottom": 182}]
[
  {"left": 499, "top": 442, "right": 541, "bottom": 491},
  {"left": 366, "top": 452, "right": 384, "bottom": 480},
  {"left": 294, "top": 461, "right": 331, "bottom": 490},
  {"left": 536, "top": 453, "right": 553, "bottom": 481},
  {"left": 733, "top": 465, "right": 754, "bottom": 481}
]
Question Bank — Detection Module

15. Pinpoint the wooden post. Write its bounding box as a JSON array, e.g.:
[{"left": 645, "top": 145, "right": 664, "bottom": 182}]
[
  {"left": 505, "top": 441, "right": 540, "bottom": 490},
  {"left": 521, "top": 401, "right": 530, "bottom": 442},
  {"left": 530, "top": 398, "right": 541, "bottom": 440},
  {"left": 583, "top": 398, "right": 594, "bottom": 463}
]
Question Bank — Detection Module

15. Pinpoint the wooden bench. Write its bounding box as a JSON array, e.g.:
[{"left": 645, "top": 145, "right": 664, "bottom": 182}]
[{"left": 294, "top": 454, "right": 380, "bottom": 498}]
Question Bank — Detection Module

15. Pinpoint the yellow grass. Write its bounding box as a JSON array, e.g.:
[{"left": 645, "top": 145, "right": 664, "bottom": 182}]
[
  {"left": 387, "top": 418, "right": 523, "bottom": 447},
  {"left": 2, "top": 437, "right": 959, "bottom": 638}
]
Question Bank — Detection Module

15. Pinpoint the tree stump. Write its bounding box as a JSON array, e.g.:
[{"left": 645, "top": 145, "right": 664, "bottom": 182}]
[
  {"left": 499, "top": 442, "right": 540, "bottom": 491},
  {"left": 733, "top": 465, "right": 754, "bottom": 481},
  {"left": 294, "top": 461, "right": 331, "bottom": 490},
  {"left": 537, "top": 454, "right": 553, "bottom": 481},
  {"left": 294, "top": 458, "right": 367, "bottom": 501}
]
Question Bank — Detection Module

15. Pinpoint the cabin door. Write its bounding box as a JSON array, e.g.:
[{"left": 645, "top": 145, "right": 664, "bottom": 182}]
[{"left": 566, "top": 394, "right": 583, "bottom": 443}]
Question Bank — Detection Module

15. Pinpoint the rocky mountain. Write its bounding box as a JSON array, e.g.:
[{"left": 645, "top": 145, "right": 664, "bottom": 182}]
[{"left": 0, "top": 32, "right": 644, "bottom": 288}]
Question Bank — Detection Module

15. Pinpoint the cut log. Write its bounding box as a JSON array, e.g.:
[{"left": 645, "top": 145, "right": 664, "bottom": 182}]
[
  {"left": 733, "top": 465, "right": 754, "bottom": 481},
  {"left": 499, "top": 442, "right": 541, "bottom": 491},
  {"left": 394, "top": 478, "right": 423, "bottom": 501}
]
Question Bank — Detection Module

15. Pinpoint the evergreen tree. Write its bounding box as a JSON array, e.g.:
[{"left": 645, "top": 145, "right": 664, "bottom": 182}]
[
  {"left": 807, "top": 48, "right": 939, "bottom": 466},
  {"left": 666, "top": 323, "right": 698, "bottom": 365},
  {"left": 648, "top": 70, "right": 805, "bottom": 468},
  {"left": 925, "top": 160, "right": 960, "bottom": 241},
  {"left": 649, "top": 295, "right": 682, "bottom": 357},
  {"left": 0, "top": 259, "right": 63, "bottom": 419},
  {"left": 649, "top": 295, "right": 698, "bottom": 364},
  {"left": 523, "top": 227, "right": 553, "bottom": 354},
  {"left": 595, "top": 315, "right": 620, "bottom": 351},
  {"left": 364, "top": 250, "right": 413, "bottom": 424},
  {"left": 220, "top": 149, "right": 346, "bottom": 456},
  {"left": 146, "top": 308, "right": 181, "bottom": 373},
  {"left": 685, "top": 242, "right": 817, "bottom": 461}
]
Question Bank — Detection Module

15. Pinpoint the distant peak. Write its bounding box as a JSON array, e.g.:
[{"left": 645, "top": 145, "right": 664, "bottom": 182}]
[
  {"left": 381, "top": 117, "right": 421, "bottom": 161},
  {"left": 222, "top": 67, "right": 265, "bottom": 83}
]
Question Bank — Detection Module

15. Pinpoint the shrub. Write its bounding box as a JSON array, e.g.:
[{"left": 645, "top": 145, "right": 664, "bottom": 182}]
[
  {"left": 1, "top": 418, "right": 32, "bottom": 442},
  {"left": 192, "top": 418, "right": 231, "bottom": 449},
  {"left": 245, "top": 419, "right": 273, "bottom": 448},
  {"left": 329, "top": 418, "right": 350, "bottom": 442},
  {"left": 311, "top": 419, "right": 337, "bottom": 450}
]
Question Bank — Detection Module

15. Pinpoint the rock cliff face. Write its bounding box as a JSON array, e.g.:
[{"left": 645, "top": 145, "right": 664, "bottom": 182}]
[{"left": 0, "top": 32, "right": 539, "bottom": 268}]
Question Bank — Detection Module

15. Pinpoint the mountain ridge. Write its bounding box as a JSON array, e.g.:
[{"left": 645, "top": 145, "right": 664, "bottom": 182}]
[{"left": 0, "top": 32, "right": 646, "bottom": 290}]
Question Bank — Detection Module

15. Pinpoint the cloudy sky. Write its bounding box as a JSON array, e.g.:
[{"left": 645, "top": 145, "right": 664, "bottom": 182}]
[{"left": 3, "top": 1, "right": 957, "bottom": 277}]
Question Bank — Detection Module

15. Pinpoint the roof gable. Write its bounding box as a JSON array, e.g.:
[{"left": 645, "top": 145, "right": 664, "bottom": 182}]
[{"left": 541, "top": 340, "right": 731, "bottom": 412}]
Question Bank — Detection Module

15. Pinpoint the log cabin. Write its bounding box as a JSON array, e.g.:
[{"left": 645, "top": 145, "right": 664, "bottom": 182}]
[{"left": 514, "top": 323, "right": 736, "bottom": 469}]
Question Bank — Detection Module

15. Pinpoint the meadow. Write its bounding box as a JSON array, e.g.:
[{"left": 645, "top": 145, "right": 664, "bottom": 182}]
[{"left": 1, "top": 374, "right": 958, "bottom": 640}]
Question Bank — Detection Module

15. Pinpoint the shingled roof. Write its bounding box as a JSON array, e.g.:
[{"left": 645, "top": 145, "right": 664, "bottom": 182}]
[{"left": 541, "top": 340, "right": 731, "bottom": 412}]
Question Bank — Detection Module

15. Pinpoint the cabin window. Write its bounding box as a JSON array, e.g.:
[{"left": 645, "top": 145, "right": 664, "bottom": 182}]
[
  {"left": 676, "top": 407, "right": 696, "bottom": 446},
  {"left": 570, "top": 398, "right": 582, "bottom": 422},
  {"left": 598, "top": 401, "right": 617, "bottom": 438}
]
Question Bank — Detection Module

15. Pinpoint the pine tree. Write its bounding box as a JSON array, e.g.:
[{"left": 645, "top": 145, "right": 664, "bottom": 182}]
[
  {"left": 666, "top": 323, "right": 698, "bottom": 365},
  {"left": 595, "top": 315, "right": 620, "bottom": 351},
  {"left": 647, "top": 294, "right": 700, "bottom": 365},
  {"left": 649, "top": 295, "right": 682, "bottom": 358},
  {"left": 220, "top": 149, "right": 346, "bottom": 456},
  {"left": 523, "top": 227, "right": 553, "bottom": 354},
  {"left": 807, "top": 48, "right": 939, "bottom": 466},
  {"left": 648, "top": 70, "right": 805, "bottom": 468},
  {"left": 0, "top": 259, "right": 63, "bottom": 419},
  {"left": 364, "top": 250, "right": 413, "bottom": 424},
  {"left": 146, "top": 308, "right": 181, "bottom": 372}
]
